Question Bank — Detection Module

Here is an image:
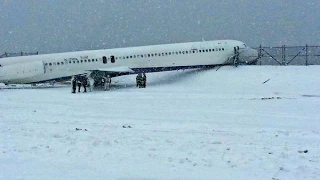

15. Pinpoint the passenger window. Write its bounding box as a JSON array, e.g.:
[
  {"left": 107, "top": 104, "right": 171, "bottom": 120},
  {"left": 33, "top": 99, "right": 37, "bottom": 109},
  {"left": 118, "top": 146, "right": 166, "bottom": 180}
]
[
  {"left": 88, "top": 59, "right": 91, "bottom": 62},
  {"left": 80, "top": 60, "right": 83, "bottom": 63},
  {"left": 57, "top": 62, "right": 60, "bottom": 65},
  {"left": 103, "top": 56, "right": 107, "bottom": 64},
  {"left": 111, "top": 56, "right": 115, "bottom": 63},
  {"left": 61, "top": 62, "right": 64, "bottom": 65},
  {"left": 49, "top": 63, "right": 52, "bottom": 66},
  {"left": 222, "top": 48, "right": 225, "bottom": 51}
]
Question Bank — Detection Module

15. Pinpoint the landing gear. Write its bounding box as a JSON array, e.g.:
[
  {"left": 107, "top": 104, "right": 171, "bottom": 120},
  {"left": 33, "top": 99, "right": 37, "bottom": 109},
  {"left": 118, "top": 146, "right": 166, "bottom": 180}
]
[
  {"left": 49, "top": 80, "right": 56, "bottom": 86},
  {"left": 89, "top": 71, "right": 112, "bottom": 91}
]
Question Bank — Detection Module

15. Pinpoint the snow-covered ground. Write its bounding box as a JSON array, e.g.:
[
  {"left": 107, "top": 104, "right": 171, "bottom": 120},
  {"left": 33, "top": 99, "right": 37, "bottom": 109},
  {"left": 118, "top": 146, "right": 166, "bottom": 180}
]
[{"left": 1, "top": 66, "right": 319, "bottom": 180}]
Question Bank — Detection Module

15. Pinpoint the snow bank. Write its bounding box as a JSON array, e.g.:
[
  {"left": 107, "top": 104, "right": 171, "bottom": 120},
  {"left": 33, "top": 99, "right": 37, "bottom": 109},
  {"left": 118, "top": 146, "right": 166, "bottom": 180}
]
[{"left": 1, "top": 66, "right": 319, "bottom": 180}]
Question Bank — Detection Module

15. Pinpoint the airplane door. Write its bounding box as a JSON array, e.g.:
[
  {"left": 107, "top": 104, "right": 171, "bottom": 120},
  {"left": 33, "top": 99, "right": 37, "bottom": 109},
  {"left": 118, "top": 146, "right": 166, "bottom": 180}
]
[
  {"left": 103, "top": 56, "right": 107, "bottom": 64},
  {"left": 43, "top": 61, "right": 47, "bottom": 73}
]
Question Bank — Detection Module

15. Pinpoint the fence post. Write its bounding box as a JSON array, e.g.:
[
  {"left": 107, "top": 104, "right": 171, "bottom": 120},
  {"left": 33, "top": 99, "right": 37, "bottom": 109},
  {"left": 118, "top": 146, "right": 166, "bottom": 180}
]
[
  {"left": 305, "top": 44, "right": 308, "bottom": 66},
  {"left": 259, "top": 44, "right": 262, "bottom": 65},
  {"left": 281, "top": 45, "right": 285, "bottom": 65}
]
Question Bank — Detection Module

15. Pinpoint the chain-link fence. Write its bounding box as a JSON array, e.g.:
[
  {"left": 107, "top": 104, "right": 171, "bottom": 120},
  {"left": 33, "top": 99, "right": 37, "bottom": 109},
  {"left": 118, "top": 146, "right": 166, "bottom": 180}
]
[{"left": 255, "top": 45, "right": 320, "bottom": 65}]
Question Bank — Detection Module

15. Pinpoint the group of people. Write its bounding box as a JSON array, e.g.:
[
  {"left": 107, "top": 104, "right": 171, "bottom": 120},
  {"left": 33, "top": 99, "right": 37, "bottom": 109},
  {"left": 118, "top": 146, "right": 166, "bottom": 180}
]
[
  {"left": 71, "top": 75, "right": 94, "bottom": 93},
  {"left": 72, "top": 73, "right": 147, "bottom": 93},
  {"left": 136, "top": 73, "right": 147, "bottom": 88}
]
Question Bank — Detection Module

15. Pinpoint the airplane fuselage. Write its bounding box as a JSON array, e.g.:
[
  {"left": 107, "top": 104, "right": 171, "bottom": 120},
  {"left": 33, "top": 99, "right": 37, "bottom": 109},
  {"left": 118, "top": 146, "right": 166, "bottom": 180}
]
[{"left": 0, "top": 40, "right": 257, "bottom": 84}]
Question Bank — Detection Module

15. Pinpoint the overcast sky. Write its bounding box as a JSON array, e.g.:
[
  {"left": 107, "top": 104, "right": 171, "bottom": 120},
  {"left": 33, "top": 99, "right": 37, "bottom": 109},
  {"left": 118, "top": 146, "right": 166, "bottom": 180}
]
[{"left": 0, "top": 0, "right": 319, "bottom": 53}]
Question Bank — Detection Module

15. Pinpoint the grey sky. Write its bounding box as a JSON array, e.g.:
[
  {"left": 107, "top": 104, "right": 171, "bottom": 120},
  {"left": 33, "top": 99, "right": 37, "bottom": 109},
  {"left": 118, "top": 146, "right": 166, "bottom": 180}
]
[{"left": 0, "top": 0, "right": 319, "bottom": 53}]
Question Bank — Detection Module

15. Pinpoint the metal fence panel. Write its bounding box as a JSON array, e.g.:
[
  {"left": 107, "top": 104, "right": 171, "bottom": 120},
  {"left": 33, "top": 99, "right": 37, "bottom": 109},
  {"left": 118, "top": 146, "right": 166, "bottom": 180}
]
[{"left": 256, "top": 45, "right": 320, "bottom": 65}]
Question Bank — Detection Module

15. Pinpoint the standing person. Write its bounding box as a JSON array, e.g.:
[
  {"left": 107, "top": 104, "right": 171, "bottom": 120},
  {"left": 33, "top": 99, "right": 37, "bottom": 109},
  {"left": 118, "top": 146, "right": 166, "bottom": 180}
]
[
  {"left": 88, "top": 75, "right": 94, "bottom": 92},
  {"left": 142, "top": 73, "right": 147, "bottom": 88},
  {"left": 77, "top": 75, "right": 82, "bottom": 92},
  {"left": 71, "top": 75, "right": 77, "bottom": 93},
  {"left": 136, "top": 73, "right": 143, "bottom": 88},
  {"left": 105, "top": 74, "right": 111, "bottom": 91},
  {"left": 82, "top": 75, "right": 88, "bottom": 93}
]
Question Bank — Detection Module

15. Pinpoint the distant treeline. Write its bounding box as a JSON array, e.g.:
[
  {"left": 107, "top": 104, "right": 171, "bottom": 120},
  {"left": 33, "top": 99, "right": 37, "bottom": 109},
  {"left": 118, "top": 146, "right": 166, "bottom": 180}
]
[{"left": 0, "top": 52, "right": 39, "bottom": 58}]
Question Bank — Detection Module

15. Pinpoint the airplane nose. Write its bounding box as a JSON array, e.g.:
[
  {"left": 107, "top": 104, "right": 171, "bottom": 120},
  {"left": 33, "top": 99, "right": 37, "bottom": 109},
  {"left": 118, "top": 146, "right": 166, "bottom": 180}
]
[
  {"left": 239, "top": 47, "right": 259, "bottom": 64},
  {"left": 251, "top": 48, "right": 258, "bottom": 57},
  {"left": 0, "top": 65, "right": 6, "bottom": 82},
  {"left": 0, "top": 67, "right": 3, "bottom": 83}
]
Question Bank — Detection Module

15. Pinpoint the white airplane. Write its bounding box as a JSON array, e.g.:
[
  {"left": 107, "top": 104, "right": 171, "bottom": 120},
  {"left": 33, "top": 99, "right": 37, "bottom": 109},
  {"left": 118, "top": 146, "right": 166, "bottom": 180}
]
[{"left": 0, "top": 40, "right": 258, "bottom": 88}]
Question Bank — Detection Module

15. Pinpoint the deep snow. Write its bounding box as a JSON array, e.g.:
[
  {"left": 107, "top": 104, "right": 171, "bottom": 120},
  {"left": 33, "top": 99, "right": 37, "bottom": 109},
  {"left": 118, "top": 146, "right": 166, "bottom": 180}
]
[{"left": 0, "top": 66, "right": 320, "bottom": 180}]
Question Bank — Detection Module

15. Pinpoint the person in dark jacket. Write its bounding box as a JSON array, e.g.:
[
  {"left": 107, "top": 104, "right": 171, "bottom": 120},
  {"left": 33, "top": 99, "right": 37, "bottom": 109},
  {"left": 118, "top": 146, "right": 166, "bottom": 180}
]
[
  {"left": 142, "top": 73, "right": 147, "bottom": 88},
  {"left": 82, "top": 75, "right": 88, "bottom": 93},
  {"left": 71, "top": 75, "right": 77, "bottom": 93},
  {"left": 136, "top": 73, "right": 143, "bottom": 88},
  {"left": 77, "top": 75, "right": 82, "bottom": 92}
]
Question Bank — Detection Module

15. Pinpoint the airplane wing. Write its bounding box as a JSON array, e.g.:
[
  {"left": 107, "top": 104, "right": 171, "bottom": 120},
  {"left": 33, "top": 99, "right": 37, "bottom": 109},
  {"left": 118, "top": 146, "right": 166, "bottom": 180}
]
[{"left": 86, "top": 66, "right": 136, "bottom": 77}]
